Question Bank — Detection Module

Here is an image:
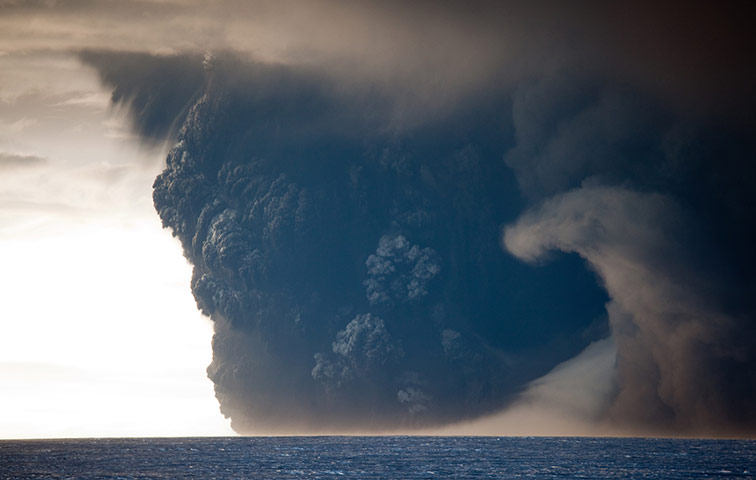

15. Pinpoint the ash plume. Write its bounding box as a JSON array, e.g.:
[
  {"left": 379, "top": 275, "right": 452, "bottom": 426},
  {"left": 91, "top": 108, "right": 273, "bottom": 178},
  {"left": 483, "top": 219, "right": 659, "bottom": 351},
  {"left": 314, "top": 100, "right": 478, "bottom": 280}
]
[
  {"left": 78, "top": 1, "right": 756, "bottom": 436},
  {"left": 144, "top": 54, "right": 605, "bottom": 433}
]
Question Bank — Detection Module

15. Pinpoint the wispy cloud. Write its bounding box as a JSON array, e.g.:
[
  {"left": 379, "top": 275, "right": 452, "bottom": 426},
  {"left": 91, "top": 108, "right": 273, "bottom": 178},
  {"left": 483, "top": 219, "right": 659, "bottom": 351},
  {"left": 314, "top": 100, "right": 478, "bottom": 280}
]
[{"left": 0, "top": 152, "right": 46, "bottom": 169}]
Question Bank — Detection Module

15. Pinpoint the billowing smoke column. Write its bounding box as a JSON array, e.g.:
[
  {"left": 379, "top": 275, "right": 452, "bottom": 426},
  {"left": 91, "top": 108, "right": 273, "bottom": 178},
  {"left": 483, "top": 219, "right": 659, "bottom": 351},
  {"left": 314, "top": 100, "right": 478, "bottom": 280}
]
[
  {"left": 147, "top": 55, "right": 607, "bottom": 433},
  {"left": 82, "top": 8, "right": 756, "bottom": 434}
]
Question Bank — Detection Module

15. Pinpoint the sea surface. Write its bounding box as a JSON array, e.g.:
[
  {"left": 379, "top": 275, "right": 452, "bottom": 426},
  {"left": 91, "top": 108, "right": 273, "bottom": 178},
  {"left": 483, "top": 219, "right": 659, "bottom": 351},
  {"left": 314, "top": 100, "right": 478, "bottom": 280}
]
[{"left": 1, "top": 436, "right": 754, "bottom": 479}]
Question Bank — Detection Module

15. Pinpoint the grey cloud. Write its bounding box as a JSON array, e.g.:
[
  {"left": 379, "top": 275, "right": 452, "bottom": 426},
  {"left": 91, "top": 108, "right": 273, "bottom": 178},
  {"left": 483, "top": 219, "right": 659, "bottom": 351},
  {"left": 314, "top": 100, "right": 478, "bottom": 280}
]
[
  {"left": 504, "top": 186, "right": 756, "bottom": 435},
  {"left": 0, "top": 153, "right": 46, "bottom": 170}
]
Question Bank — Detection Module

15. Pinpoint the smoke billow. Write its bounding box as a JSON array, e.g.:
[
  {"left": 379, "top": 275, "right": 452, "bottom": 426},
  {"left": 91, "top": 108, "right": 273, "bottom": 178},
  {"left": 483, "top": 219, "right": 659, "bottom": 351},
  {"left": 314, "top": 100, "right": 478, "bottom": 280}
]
[
  {"left": 502, "top": 72, "right": 756, "bottom": 435},
  {"left": 141, "top": 54, "right": 606, "bottom": 433},
  {"left": 79, "top": 2, "right": 756, "bottom": 436}
]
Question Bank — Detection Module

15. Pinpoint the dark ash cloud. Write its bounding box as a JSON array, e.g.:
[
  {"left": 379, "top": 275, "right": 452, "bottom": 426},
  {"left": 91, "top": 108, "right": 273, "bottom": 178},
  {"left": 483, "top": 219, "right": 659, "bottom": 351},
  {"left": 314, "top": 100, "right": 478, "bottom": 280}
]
[
  {"left": 80, "top": 1, "right": 756, "bottom": 436},
  {"left": 138, "top": 53, "right": 606, "bottom": 433}
]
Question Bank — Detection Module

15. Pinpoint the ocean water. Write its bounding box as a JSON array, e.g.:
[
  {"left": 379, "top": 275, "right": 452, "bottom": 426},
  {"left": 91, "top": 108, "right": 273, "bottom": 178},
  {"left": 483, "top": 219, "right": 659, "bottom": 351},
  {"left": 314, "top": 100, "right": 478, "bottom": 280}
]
[{"left": 1, "top": 436, "right": 754, "bottom": 479}]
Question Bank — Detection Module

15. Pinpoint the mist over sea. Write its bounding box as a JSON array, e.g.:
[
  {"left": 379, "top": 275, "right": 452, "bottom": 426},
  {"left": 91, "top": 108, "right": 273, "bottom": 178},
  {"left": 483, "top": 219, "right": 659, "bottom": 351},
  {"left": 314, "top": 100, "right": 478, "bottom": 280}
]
[{"left": 1, "top": 436, "right": 754, "bottom": 479}]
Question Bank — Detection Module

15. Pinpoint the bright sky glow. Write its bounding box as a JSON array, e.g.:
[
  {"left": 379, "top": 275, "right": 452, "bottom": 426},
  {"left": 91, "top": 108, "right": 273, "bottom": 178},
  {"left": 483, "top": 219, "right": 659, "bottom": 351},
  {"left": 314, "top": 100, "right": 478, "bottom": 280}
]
[{"left": 0, "top": 52, "right": 233, "bottom": 438}]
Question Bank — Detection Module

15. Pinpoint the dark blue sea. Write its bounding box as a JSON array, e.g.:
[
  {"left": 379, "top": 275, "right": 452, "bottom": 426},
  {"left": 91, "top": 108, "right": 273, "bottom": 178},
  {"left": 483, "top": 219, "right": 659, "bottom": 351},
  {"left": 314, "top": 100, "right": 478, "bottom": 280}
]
[{"left": 1, "top": 436, "right": 754, "bottom": 479}]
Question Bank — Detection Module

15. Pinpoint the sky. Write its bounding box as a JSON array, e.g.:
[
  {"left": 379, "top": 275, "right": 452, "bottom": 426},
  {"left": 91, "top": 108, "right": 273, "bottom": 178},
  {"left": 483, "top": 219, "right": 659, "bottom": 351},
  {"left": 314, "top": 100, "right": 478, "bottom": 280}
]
[
  {"left": 0, "top": 51, "right": 234, "bottom": 438},
  {"left": 1, "top": 1, "right": 755, "bottom": 439}
]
